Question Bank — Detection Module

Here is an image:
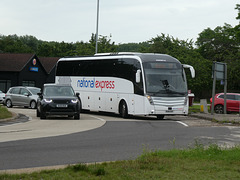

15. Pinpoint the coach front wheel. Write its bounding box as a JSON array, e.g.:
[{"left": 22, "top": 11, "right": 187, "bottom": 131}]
[{"left": 119, "top": 101, "right": 128, "bottom": 118}]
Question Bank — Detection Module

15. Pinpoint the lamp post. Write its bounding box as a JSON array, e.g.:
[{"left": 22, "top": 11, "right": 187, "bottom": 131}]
[{"left": 95, "top": 0, "right": 99, "bottom": 54}]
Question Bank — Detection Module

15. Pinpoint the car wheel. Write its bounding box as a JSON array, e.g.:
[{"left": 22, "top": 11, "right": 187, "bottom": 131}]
[
  {"left": 156, "top": 115, "right": 165, "bottom": 120},
  {"left": 40, "top": 112, "right": 46, "bottom": 119},
  {"left": 6, "top": 99, "right": 12, "bottom": 108},
  {"left": 74, "top": 113, "right": 80, "bottom": 120},
  {"left": 214, "top": 104, "right": 224, "bottom": 114},
  {"left": 119, "top": 100, "right": 128, "bottom": 118},
  {"left": 36, "top": 109, "right": 40, "bottom": 117},
  {"left": 30, "top": 101, "right": 36, "bottom": 109}
]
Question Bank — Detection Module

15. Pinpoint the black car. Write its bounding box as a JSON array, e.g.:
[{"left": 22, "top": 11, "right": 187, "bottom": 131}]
[{"left": 37, "top": 84, "right": 81, "bottom": 119}]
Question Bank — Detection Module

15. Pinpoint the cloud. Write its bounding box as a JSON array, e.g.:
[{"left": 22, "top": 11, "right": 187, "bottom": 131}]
[{"left": 0, "top": 0, "right": 238, "bottom": 43}]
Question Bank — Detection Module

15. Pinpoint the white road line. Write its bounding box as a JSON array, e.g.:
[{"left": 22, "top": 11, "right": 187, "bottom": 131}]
[
  {"left": 176, "top": 121, "right": 189, "bottom": 127},
  {"left": 90, "top": 115, "right": 106, "bottom": 122}
]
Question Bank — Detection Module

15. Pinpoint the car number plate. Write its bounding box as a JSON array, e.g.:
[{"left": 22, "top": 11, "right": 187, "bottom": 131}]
[
  {"left": 56, "top": 104, "right": 68, "bottom": 108},
  {"left": 166, "top": 110, "right": 173, "bottom": 112}
]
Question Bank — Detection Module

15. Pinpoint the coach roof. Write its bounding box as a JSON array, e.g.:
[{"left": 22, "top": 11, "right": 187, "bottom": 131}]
[{"left": 60, "top": 52, "right": 180, "bottom": 63}]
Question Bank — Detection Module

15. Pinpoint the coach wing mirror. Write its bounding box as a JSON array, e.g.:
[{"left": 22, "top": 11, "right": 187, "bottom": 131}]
[
  {"left": 136, "top": 69, "right": 141, "bottom": 83},
  {"left": 183, "top": 64, "right": 195, "bottom": 78}
]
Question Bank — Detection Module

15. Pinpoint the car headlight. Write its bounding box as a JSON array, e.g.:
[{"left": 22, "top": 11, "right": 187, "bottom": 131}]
[
  {"left": 71, "top": 99, "right": 78, "bottom": 103},
  {"left": 44, "top": 99, "right": 52, "bottom": 103}
]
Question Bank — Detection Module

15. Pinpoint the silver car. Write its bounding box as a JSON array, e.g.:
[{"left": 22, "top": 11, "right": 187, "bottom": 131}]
[
  {"left": 4, "top": 86, "right": 41, "bottom": 109},
  {"left": 0, "top": 90, "right": 5, "bottom": 104}
]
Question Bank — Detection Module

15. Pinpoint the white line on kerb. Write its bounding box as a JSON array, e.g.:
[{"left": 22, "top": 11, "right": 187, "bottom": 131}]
[
  {"left": 90, "top": 115, "right": 106, "bottom": 122},
  {"left": 176, "top": 121, "right": 189, "bottom": 127}
]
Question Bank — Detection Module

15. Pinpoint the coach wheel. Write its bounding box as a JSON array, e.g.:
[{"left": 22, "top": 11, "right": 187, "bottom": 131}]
[{"left": 119, "top": 101, "right": 128, "bottom": 118}]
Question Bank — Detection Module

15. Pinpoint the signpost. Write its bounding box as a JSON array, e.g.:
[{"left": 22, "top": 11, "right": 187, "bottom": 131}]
[{"left": 211, "top": 62, "right": 227, "bottom": 115}]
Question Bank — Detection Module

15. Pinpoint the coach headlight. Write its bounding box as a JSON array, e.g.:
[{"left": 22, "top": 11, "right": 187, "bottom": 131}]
[{"left": 146, "top": 95, "right": 154, "bottom": 105}]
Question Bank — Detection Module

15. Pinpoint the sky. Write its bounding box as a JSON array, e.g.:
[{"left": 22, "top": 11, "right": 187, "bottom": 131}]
[{"left": 0, "top": 0, "right": 239, "bottom": 44}]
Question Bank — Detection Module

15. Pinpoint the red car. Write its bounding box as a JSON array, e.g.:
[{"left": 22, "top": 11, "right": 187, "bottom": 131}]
[{"left": 210, "top": 93, "right": 240, "bottom": 114}]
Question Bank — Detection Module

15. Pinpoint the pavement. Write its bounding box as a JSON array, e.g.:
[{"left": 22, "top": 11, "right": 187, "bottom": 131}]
[
  {"left": 190, "top": 112, "right": 240, "bottom": 125},
  {"left": 0, "top": 108, "right": 106, "bottom": 143}
]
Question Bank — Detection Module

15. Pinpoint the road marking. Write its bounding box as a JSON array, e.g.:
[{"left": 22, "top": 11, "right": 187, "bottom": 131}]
[
  {"left": 176, "top": 121, "right": 188, "bottom": 127},
  {"left": 90, "top": 115, "right": 106, "bottom": 122}
]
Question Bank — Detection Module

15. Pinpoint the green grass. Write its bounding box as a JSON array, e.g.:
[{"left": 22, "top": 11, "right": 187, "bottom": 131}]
[
  {"left": 189, "top": 104, "right": 210, "bottom": 113},
  {"left": 1, "top": 144, "right": 240, "bottom": 180},
  {"left": 0, "top": 105, "right": 12, "bottom": 119}
]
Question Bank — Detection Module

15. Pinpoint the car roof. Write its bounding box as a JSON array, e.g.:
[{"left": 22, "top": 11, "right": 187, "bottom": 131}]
[
  {"left": 217, "top": 93, "right": 240, "bottom": 96},
  {"left": 43, "top": 84, "right": 72, "bottom": 87},
  {"left": 9, "top": 86, "right": 40, "bottom": 89}
]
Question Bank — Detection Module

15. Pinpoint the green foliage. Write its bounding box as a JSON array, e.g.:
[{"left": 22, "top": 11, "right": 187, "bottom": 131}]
[
  {"left": 0, "top": 105, "right": 12, "bottom": 119},
  {"left": 1, "top": 145, "right": 240, "bottom": 179},
  {"left": 235, "top": 4, "right": 240, "bottom": 21},
  {"left": 196, "top": 24, "right": 239, "bottom": 62}
]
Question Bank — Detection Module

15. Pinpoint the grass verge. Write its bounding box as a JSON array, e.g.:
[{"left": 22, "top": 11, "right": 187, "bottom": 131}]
[
  {"left": 1, "top": 144, "right": 240, "bottom": 179},
  {"left": 0, "top": 105, "right": 12, "bottom": 119},
  {"left": 189, "top": 104, "right": 210, "bottom": 114}
]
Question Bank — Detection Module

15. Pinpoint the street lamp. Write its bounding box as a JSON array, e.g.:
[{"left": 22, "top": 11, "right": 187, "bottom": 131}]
[{"left": 95, "top": 0, "right": 99, "bottom": 54}]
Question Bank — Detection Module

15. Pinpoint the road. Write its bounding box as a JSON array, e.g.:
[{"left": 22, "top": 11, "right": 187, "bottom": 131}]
[{"left": 0, "top": 108, "right": 240, "bottom": 171}]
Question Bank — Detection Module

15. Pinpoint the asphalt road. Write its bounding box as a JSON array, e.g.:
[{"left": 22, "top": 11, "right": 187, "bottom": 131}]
[{"left": 0, "top": 108, "right": 240, "bottom": 171}]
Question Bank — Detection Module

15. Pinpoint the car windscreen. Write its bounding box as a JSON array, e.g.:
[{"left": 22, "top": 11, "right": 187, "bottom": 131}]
[
  {"left": 43, "top": 86, "right": 75, "bottom": 96},
  {"left": 28, "top": 88, "right": 41, "bottom": 95}
]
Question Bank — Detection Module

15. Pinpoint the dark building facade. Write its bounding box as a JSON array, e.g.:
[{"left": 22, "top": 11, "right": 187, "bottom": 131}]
[{"left": 0, "top": 53, "right": 59, "bottom": 92}]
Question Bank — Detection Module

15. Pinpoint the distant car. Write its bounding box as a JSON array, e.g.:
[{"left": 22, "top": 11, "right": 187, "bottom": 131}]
[
  {"left": 210, "top": 93, "right": 240, "bottom": 114},
  {"left": 0, "top": 90, "right": 5, "bottom": 104},
  {"left": 4, "top": 86, "right": 41, "bottom": 108},
  {"left": 36, "top": 84, "right": 81, "bottom": 119}
]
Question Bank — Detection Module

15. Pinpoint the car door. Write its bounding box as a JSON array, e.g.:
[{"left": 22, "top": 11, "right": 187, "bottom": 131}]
[
  {"left": 231, "top": 95, "right": 240, "bottom": 112},
  {"left": 19, "top": 88, "right": 31, "bottom": 106},
  {"left": 10, "top": 87, "right": 21, "bottom": 105},
  {"left": 226, "top": 94, "right": 236, "bottom": 112},
  {"left": 236, "top": 95, "right": 240, "bottom": 112}
]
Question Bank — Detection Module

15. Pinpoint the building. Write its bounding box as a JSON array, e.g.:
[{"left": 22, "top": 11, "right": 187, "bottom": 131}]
[
  {"left": 0, "top": 53, "right": 59, "bottom": 92},
  {"left": 39, "top": 56, "right": 59, "bottom": 83}
]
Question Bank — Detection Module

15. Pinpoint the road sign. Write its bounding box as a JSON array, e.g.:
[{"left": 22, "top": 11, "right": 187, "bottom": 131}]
[
  {"left": 211, "top": 62, "right": 227, "bottom": 115},
  {"left": 212, "top": 62, "right": 225, "bottom": 80}
]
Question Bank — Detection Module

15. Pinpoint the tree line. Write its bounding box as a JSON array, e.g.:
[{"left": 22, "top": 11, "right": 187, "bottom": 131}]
[{"left": 0, "top": 4, "right": 239, "bottom": 99}]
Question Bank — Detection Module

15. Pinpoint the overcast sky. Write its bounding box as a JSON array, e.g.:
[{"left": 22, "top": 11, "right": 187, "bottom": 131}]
[{"left": 0, "top": 0, "right": 239, "bottom": 44}]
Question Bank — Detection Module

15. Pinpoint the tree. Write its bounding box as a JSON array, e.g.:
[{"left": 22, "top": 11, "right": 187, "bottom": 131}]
[
  {"left": 74, "top": 34, "right": 116, "bottom": 56},
  {"left": 196, "top": 24, "right": 238, "bottom": 62},
  {"left": 235, "top": 4, "right": 240, "bottom": 22},
  {"left": 0, "top": 34, "right": 33, "bottom": 53}
]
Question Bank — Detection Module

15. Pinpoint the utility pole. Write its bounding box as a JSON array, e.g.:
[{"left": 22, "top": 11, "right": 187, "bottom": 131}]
[{"left": 95, "top": 0, "right": 99, "bottom": 54}]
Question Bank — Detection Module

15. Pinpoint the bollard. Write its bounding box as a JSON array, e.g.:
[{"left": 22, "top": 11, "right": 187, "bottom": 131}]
[{"left": 200, "top": 99, "right": 208, "bottom": 113}]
